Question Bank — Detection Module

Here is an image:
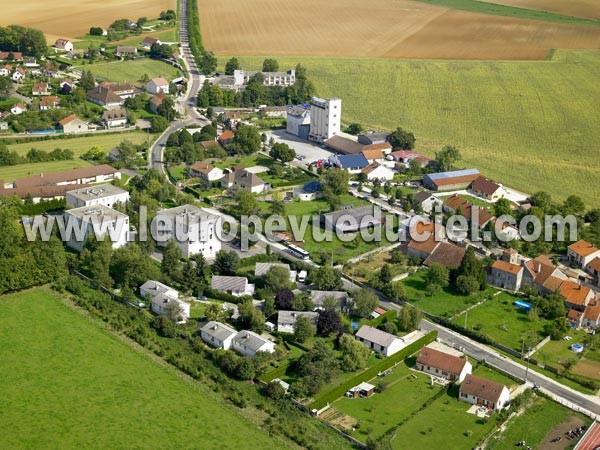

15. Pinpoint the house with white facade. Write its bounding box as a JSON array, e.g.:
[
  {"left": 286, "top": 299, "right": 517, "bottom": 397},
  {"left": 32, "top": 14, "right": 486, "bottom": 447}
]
[
  {"left": 211, "top": 276, "right": 255, "bottom": 297},
  {"left": 11, "top": 67, "right": 25, "bottom": 82},
  {"left": 102, "top": 109, "right": 128, "bottom": 128},
  {"left": 59, "top": 114, "right": 89, "bottom": 134},
  {"left": 146, "top": 77, "right": 170, "bottom": 95},
  {"left": 220, "top": 168, "right": 267, "bottom": 194},
  {"left": 200, "top": 321, "right": 237, "bottom": 350},
  {"left": 568, "top": 240, "right": 600, "bottom": 269},
  {"left": 63, "top": 205, "right": 129, "bottom": 252},
  {"left": 292, "top": 180, "right": 322, "bottom": 201},
  {"left": 189, "top": 162, "right": 223, "bottom": 182},
  {"left": 415, "top": 346, "right": 472, "bottom": 383},
  {"left": 10, "top": 103, "right": 26, "bottom": 115},
  {"left": 355, "top": 325, "right": 403, "bottom": 357},
  {"left": 459, "top": 374, "right": 510, "bottom": 412},
  {"left": 361, "top": 162, "right": 394, "bottom": 181},
  {"left": 54, "top": 39, "right": 74, "bottom": 52},
  {"left": 66, "top": 184, "right": 130, "bottom": 208},
  {"left": 155, "top": 205, "right": 221, "bottom": 258},
  {"left": 277, "top": 310, "right": 318, "bottom": 333},
  {"left": 140, "top": 280, "right": 190, "bottom": 323},
  {"left": 232, "top": 330, "right": 275, "bottom": 357},
  {"left": 308, "top": 97, "right": 341, "bottom": 143}
]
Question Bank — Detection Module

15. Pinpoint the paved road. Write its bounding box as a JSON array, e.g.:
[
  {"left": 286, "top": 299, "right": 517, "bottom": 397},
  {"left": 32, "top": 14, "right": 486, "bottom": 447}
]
[{"left": 150, "top": 0, "right": 208, "bottom": 176}]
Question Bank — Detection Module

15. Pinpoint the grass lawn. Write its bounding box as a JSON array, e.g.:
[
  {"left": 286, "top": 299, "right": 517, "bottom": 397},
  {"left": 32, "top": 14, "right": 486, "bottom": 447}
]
[
  {"left": 76, "top": 58, "right": 182, "bottom": 83},
  {"left": 6, "top": 131, "right": 152, "bottom": 158},
  {"left": 0, "top": 159, "right": 93, "bottom": 181},
  {"left": 472, "top": 364, "right": 518, "bottom": 388},
  {"left": 534, "top": 329, "right": 587, "bottom": 371},
  {"left": 488, "top": 394, "right": 589, "bottom": 450},
  {"left": 334, "top": 367, "right": 441, "bottom": 439},
  {"left": 0, "top": 288, "right": 282, "bottom": 450},
  {"left": 232, "top": 50, "right": 600, "bottom": 208},
  {"left": 346, "top": 250, "right": 409, "bottom": 283},
  {"left": 455, "top": 293, "right": 549, "bottom": 351},
  {"left": 402, "top": 270, "right": 488, "bottom": 317},
  {"left": 391, "top": 385, "right": 497, "bottom": 449}
]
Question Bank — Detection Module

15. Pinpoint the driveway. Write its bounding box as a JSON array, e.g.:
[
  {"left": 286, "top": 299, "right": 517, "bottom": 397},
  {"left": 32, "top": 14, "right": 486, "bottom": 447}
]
[{"left": 264, "top": 130, "right": 333, "bottom": 167}]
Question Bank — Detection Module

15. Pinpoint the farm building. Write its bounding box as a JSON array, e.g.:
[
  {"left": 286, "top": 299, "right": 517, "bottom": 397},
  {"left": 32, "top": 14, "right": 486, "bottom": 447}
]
[
  {"left": 8, "top": 164, "right": 120, "bottom": 189},
  {"left": 324, "top": 135, "right": 363, "bottom": 155},
  {"left": 415, "top": 346, "right": 472, "bottom": 383},
  {"left": 459, "top": 374, "right": 509, "bottom": 412},
  {"left": 422, "top": 168, "right": 480, "bottom": 191},
  {"left": 357, "top": 132, "right": 390, "bottom": 146},
  {"left": 286, "top": 106, "right": 311, "bottom": 139}
]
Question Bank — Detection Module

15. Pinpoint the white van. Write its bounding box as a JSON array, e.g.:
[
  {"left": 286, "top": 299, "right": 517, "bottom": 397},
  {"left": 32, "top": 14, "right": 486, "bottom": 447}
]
[{"left": 297, "top": 270, "right": 307, "bottom": 283}]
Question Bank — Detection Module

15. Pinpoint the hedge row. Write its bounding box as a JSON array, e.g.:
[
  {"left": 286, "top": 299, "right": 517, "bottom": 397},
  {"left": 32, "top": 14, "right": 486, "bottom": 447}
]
[
  {"left": 309, "top": 330, "right": 437, "bottom": 410},
  {"left": 367, "top": 310, "right": 397, "bottom": 329},
  {"left": 186, "top": 0, "right": 206, "bottom": 68},
  {"left": 258, "top": 362, "right": 293, "bottom": 383}
]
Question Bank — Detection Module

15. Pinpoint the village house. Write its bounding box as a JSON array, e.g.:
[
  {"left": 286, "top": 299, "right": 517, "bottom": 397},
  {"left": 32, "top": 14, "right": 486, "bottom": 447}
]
[
  {"left": 292, "top": 180, "right": 322, "bottom": 201},
  {"left": 413, "top": 191, "right": 441, "bottom": 214},
  {"left": 276, "top": 310, "right": 318, "bottom": 333},
  {"left": 361, "top": 148, "right": 386, "bottom": 164},
  {"left": 0, "top": 51, "right": 23, "bottom": 61},
  {"left": 488, "top": 249, "right": 524, "bottom": 291},
  {"left": 146, "top": 77, "right": 170, "bottom": 95},
  {"left": 586, "top": 258, "right": 600, "bottom": 288},
  {"left": 470, "top": 176, "right": 506, "bottom": 201},
  {"left": 140, "top": 280, "right": 190, "bottom": 323},
  {"left": 322, "top": 205, "right": 383, "bottom": 234},
  {"left": 423, "top": 241, "right": 466, "bottom": 269},
  {"left": 224, "top": 111, "right": 243, "bottom": 127},
  {"left": 60, "top": 79, "right": 76, "bottom": 91},
  {"left": 355, "top": 325, "right": 404, "bottom": 357},
  {"left": 141, "top": 36, "right": 161, "bottom": 48},
  {"left": 559, "top": 280, "right": 595, "bottom": 312},
  {"left": 200, "top": 321, "right": 237, "bottom": 350},
  {"left": 32, "top": 82, "right": 49, "bottom": 96},
  {"left": 11, "top": 67, "right": 25, "bottom": 82},
  {"left": 211, "top": 276, "right": 255, "bottom": 297},
  {"left": 459, "top": 374, "right": 510, "bottom": 412},
  {"left": 443, "top": 194, "right": 496, "bottom": 228},
  {"left": 0, "top": 65, "right": 11, "bottom": 77},
  {"left": 40, "top": 96, "right": 60, "bottom": 111},
  {"left": 23, "top": 57, "right": 37, "bottom": 68},
  {"left": 0, "top": 120, "right": 8, "bottom": 131},
  {"left": 102, "top": 109, "right": 128, "bottom": 128},
  {"left": 361, "top": 162, "right": 395, "bottom": 182},
  {"left": 155, "top": 205, "right": 221, "bottom": 258},
  {"left": 54, "top": 39, "right": 74, "bottom": 52},
  {"left": 415, "top": 346, "right": 472, "bottom": 383},
  {"left": 116, "top": 46, "right": 138, "bottom": 57},
  {"left": 220, "top": 167, "right": 267, "bottom": 194},
  {"left": 63, "top": 205, "right": 129, "bottom": 252},
  {"left": 582, "top": 301, "right": 600, "bottom": 328},
  {"left": 568, "top": 240, "right": 600, "bottom": 269},
  {"left": 149, "top": 93, "right": 166, "bottom": 114},
  {"left": 66, "top": 184, "right": 130, "bottom": 208},
  {"left": 87, "top": 82, "right": 140, "bottom": 107},
  {"left": 232, "top": 330, "right": 275, "bottom": 357},
  {"left": 218, "top": 130, "right": 235, "bottom": 146},
  {"left": 422, "top": 168, "right": 481, "bottom": 191},
  {"left": 10, "top": 103, "right": 26, "bottom": 115},
  {"left": 310, "top": 290, "right": 353, "bottom": 312},
  {"left": 59, "top": 114, "right": 89, "bottom": 134},
  {"left": 189, "top": 162, "right": 224, "bottom": 182},
  {"left": 329, "top": 153, "right": 369, "bottom": 173}
]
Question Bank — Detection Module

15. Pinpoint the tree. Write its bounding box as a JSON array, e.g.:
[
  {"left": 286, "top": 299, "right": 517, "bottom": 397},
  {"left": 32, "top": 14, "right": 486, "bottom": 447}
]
[
  {"left": 235, "top": 190, "right": 258, "bottom": 216},
  {"left": 316, "top": 309, "right": 342, "bottom": 336},
  {"left": 275, "top": 288, "right": 294, "bottom": 310},
  {"left": 213, "top": 250, "right": 240, "bottom": 275},
  {"left": 321, "top": 168, "right": 350, "bottom": 196},
  {"left": 263, "top": 296, "right": 276, "bottom": 318},
  {"left": 494, "top": 198, "right": 512, "bottom": 217},
  {"left": 264, "top": 266, "right": 292, "bottom": 292},
  {"left": 529, "top": 191, "right": 553, "bottom": 213},
  {"left": 264, "top": 380, "right": 286, "bottom": 400},
  {"left": 563, "top": 195, "right": 586, "bottom": 216},
  {"left": 270, "top": 191, "right": 285, "bottom": 217},
  {"left": 545, "top": 317, "right": 569, "bottom": 340},
  {"left": 345, "top": 123, "right": 363, "bottom": 135},
  {"left": 199, "top": 51, "right": 218, "bottom": 74},
  {"left": 157, "top": 96, "right": 176, "bottom": 121},
  {"left": 313, "top": 265, "right": 343, "bottom": 291},
  {"left": 379, "top": 264, "right": 392, "bottom": 285},
  {"left": 164, "top": 301, "right": 184, "bottom": 323},
  {"left": 385, "top": 281, "right": 406, "bottom": 303},
  {"left": 238, "top": 300, "right": 265, "bottom": 332},
  {"left": 379, "top": 322, "right": 397, "bottom": 335},
  {"left": 79, "top": 70, "right": 96, "bottom": 91},
  {"left": 294, "top": 316, "right": 315, "bottom": 343},
  {"left": 295, "top": 341, "right": 339, "bottom": 396},
  {"left": 0, "top": 77, "right": 10, "bottom": 101},
  {"left": 262, "top": 58, "right": 279, "bottom": 72},
  {"left": 269, "top": 142, "right": 295, "bottom": 164},
  {"left": 81, "top": 235, "right": 113, "bottom": 288},
  {"left": 205, "top": 302, "right": 224, "bottom": 322},
  {"left": 230, "top": 124, "right": 261, "bottom": 154},
  {"left": 89, "top": 27, "right": 103, "bottom": 36},
  {"left": 456, "top": 247, "right": 486, "bottom": 290},
  {"left": 161, "top": 240, "right": 182, "bottom": 282},
  {"left": 455, "top": 275, "right": 480, "bottom": 295},
  {"left": 435, "top": 145, "right": 461, "bottom": 172},
  {"left": 353, "top": 289, "right": 378, "bottom": 318},
  {"left": 424, "top": 263, "right": 449, "bottom": 288},
  {"left": 388, "top": 127, "right": 415, "bottom": 150},
  {"left": 150, "top": 115, "right": 170, "bottom": 133},
  {"left": 397, "top": 306, "right": 421, "bottom": 331},
  {"left": 339, "top": 334, "right": 370, "bottom": 371},
  {"left": 225, "top": 57, "right": 241, "bottom": 75}
]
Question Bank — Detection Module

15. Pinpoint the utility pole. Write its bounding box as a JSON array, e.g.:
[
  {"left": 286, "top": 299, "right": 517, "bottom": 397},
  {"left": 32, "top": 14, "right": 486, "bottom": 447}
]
[{"left": 464, "top": 310, "right": 468, "bottom": 329}]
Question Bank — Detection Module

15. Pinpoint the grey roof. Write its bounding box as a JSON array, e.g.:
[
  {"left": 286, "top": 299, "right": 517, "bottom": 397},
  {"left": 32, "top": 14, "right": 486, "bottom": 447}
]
[
  {"left": 310, "top": 290, "right": 349, "bottom": 306},
  {"left": 140, "top": 280, "right": 175, "bottom": 296},
  {"left": 66, "top": 184, "right": 128, "bottom": 202},
  {"left": 65, "top": 204, "right": 127, "bottom": 222},
  {"left": 201, "top": 321, "right": 237, "bottom": 341},
  {"left": 356, "top": 325, "right": 399, "bottom": 348},
  {"left": 221, "top": 169, "right": 266, "bottom": 188},
  {"left": 158, "top": 204, "right": 218, "bottom": 222},
  {"left": 413, "top": 191, "right": 435, "bottom": 203},
  {"left": 211, "top": 276, "right": 249, "bottom": 292},
  {"left": 358, "top": 132, "right": 391, "bottom": 144},
  {"left": 254, "top": 262, "right": 291, "bottom": 277},
  {"left": 233, "top": 330, "right": 271, "bottom": 352},
  {"left": 277, "top": 310, "right": 318, "bottom": 326},
  {"left": 322, "top": 205, "right": 382, "bottom": 232},
  {"left": 287, "top": 106, "right": 310, "bottom": 118}
]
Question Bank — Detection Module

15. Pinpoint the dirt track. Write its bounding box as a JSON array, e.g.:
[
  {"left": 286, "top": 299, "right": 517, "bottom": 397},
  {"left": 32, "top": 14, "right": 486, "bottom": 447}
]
[{"left": 479, "top": 0, "right": 600, "bottom": 20}]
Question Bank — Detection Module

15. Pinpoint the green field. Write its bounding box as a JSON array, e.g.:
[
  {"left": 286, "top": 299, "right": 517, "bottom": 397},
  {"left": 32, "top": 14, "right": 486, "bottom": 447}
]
[
  {"left": 233, "top": 50, "right": 600, "bottom": 208},
  {"left": 0, "top": 288, "right": 283, "bottom": 450},
  {"left": 0, "top": 159, "right": 93, "bottom": 182},
  {"left": 6, "top": 131, "right": 152, "bottom": 158},
  {"left": 76, "top": 59, "right": 182, "bottom": 83}
]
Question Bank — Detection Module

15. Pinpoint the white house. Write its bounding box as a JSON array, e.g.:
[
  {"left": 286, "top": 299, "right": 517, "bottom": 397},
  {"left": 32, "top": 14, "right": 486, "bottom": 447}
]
[
  {"left": 459, "top": 374, "right": 510, "bottom": 412},
  {"left": 200, "top": 321, "right": 237, "bottom": 350},
  {"left": 361, "top": 162, "right": 394, "bottom": 182},
  {"left": 0, "top": 65, "right": 10, "bottom": 77},
  {"left": 54, "top": 39, "right": 74, "bottom": 52},
  {"left": 32, "top": 82, "right": 49, "bottom": 96},
  {"left": 140, "top": 280, "right": 190, "bottom": 323},
  {"left": 355, "top": 325, "right": 403, "bottom": 357},
  {"left": 292, "top": 180, "right": 322, "bottom": 201},
  {"left": 211, "top": 276, "right": 255, "bottom": 297},
  {"left": 146, "top": 77, "right": 170, "bottom": 95},
  {"left": 568, "top": 240, "right": 600, "bottom": 268},
  {"left": 59, "top": 114, "right": 89, "bottom": 135},
  {"left": 155, "top": 205, "right": 221, "bottom": 258},
  {"left": 308, "top": 97, "right": 341, "bottom": 143},
  {"left": 413, "top": 191, "right": 441, "bottom": 214},
  {"left": 102, "top": 109, "right": 128, "bottom": 128},
  {"left": 11, "top": 67, "right": 25, "bottom": 82},
  {"left": 220, "top": 168, "right": 267, "bottom": 194},
  {"left": 232, "top": 330, "right": 275, "bottom": 357},
  {"left": 276, "top": 310, "right": 318, "bottom": 333},
  {"left": 63, "top": 205, "right": 129, "bottom": 252},
  {"left": 189, "top": 162, "right": 224, "bottom": 182},
  {"left": 415, "top": 346, "right": 472, "bottom": 383},
  {"left": 10, "top": 103, "right": 26, "bottom": 115},
  {"left": 66, "top": 184, "right": 130, "bottom": 208}
]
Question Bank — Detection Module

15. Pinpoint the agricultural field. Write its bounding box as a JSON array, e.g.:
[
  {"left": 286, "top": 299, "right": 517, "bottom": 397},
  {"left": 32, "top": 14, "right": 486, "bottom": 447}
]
[
  {"left": 233, "top": 51, "right": 600, "bottom": 208},
  {"left": 6, "top": 131, "right": 152, "bottom": 158},
  {"left": 0, "top": 0, "right": 176, "bottom": 42},
  {"left": 478, "top": 0, "right": 600, "bottom": 20},
  {"left": 75, "top": 59, "right": 182, "bottom": 84},
  {"left": 0, "top": 288, "right": 282, "bottom": 450},
  {"left": 0, "top": 159, "right": 92, "bottom": 182},
  {"left": 198, "top": 0, "right": 600, "bottom": 60}
]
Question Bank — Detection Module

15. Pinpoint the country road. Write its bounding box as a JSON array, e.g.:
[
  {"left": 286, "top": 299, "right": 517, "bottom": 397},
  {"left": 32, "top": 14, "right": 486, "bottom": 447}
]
[{"left": 150, "top": 0, "right": 209, "bottom": 177}]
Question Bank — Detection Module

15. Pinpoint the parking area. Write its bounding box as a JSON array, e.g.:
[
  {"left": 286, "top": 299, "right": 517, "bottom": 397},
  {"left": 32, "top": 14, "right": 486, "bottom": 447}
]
[{"left": 264, "top": 130, "right": 333, "bottom": 166}]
